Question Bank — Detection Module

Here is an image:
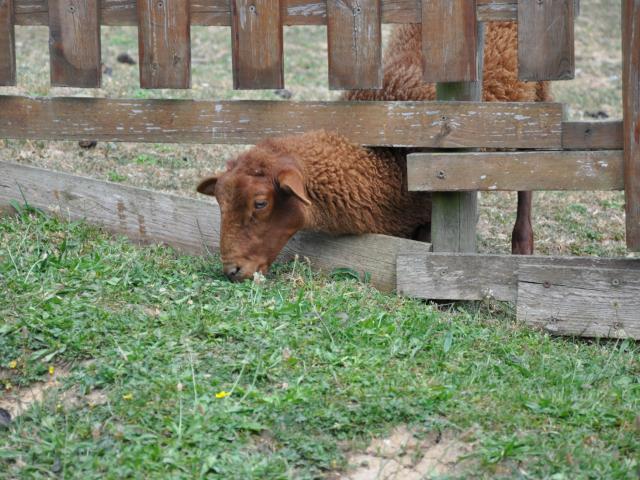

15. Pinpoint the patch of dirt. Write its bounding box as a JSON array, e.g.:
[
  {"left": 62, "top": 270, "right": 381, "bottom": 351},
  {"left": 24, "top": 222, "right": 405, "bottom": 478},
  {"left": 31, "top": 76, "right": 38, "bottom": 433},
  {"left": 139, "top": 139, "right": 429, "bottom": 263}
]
[
  {"left": 0, "top": 365, "right": 107, "bottom": 421},
  {"left": 335, "top": 426, "right": 474, "bottom": 480}
]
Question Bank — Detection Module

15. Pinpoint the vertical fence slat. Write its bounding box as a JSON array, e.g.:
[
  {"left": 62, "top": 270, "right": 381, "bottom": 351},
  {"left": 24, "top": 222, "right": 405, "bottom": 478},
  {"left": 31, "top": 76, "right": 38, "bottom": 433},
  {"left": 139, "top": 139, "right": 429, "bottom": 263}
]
[
  {"left": 422, "top": 0, "right": 477, "bottom": 83},
  {"left": 138, "top": 0, "right": 191, "bottom": 89},
  {"left": 0, "top": 0, "right": 16, "bottom": 86},
  {"left": 48, "top": 0, "right": 101, "bottom": 87},
  {"left": 430, "top": 21, "right": 484, "bottom": 255},
  {"left": 623, "top": 0, "right": 640, "bottom": 251},
  {"left": 518, "top": 0, "right": 574, "bottom": 81},
  {"left": 231, "top": 0, "right": 283, "bottom": 89},
  {"left": 327, "top": 0, "right": 381, "bottom": 90}
]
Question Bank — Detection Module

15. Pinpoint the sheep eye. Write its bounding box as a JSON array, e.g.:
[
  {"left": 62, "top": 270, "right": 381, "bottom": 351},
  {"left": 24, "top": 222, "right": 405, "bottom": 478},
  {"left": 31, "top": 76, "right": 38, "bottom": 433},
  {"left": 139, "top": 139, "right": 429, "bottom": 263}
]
[{"left": 255, "top": 200, "right": 268, "bottom": 210}]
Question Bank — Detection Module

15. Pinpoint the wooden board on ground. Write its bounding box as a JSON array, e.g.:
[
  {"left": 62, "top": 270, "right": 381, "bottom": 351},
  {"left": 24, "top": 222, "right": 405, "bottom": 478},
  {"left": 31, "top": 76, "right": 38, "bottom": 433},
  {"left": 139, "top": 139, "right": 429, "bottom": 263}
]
[
  {"left": 517, "top": 265, "right": 640, "bottom": 339},
  {"left": 397, "top": 253, "right": 640, "bottom": 302},
  {"left": 0, "top": 0, "right": 15, "bottom": 86},
  {"left": 0, "top": 161, "right": 431, "bottom": 292},
  {"left": 422, "top": 0, "right": 477, "bottom": 83},
  {"left": 13, "top": 0, "right": 523, "bottom": 26},
  {"left": 518, "top": 0, "right": 574, "bottom": 81},
  {"left": 231, "top": 0, "right": 283, "bottom": 89},
  {"left": 407, "top": 150, "right": 624, "bottom": 192},
  {"left": 48, "top": 0, "right": 101, "bottom": 87},
  {"left": 138, "top": 0, "right": 191, "bottom": 89},
  {"left": 327, "top": 0, "right": 381, "bottom": 89},
  {"left": 623, "top": 0, "right": 640, "bottom": 251},
  {"left": 0, "top": 96, "right": 564, "bottom": 148},
  {"left": 562, "top": 121, "right": 623, "bottom": 150}
]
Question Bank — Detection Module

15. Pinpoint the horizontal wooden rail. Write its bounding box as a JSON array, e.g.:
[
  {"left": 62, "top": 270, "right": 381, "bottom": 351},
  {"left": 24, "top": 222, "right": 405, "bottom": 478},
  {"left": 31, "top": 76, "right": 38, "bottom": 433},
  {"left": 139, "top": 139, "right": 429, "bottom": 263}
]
[
  {"left": 407, "top": 150, "right": 624, "bottom": 192},
  {"left": 0, "top": 96, "right": 563, "bottom": 148},
  {"left": 12, "top": 0, "right": 518, "bottom": 26},
  {"left": 397, "top": 253, "right": 639, "bottom": 302},
  {"left": 562, "top": 121, "right": 623, "bottom": 150},
  {"left": 0, "top": 161, "right": 431, "bottom": 292},
  {"left": 398, "top": 253, "right": 639, "bottom": 340}
]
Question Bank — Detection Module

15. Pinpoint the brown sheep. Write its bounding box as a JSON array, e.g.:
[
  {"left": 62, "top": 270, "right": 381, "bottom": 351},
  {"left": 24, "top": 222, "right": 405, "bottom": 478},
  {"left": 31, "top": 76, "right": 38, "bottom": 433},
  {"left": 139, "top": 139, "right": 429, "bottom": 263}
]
[
  {"left": 197, "top": 22, "right": 549, "bottom": 281},
  {"left": 344, "top": 23, "right": 551, "bottom": 255},
  {"left": 197, "top": 130, "right": 430, "bottom": 281}
]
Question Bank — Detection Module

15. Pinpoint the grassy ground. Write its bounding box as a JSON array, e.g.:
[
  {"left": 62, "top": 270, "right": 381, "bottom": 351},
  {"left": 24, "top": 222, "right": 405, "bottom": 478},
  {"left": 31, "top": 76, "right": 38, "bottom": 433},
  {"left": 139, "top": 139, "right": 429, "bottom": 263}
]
[
  {"left": 1, "top": 1, "right": 639, "bottom": 478},
  {"left": 1, "top": 210, "right": 639, "bottom": 478}
]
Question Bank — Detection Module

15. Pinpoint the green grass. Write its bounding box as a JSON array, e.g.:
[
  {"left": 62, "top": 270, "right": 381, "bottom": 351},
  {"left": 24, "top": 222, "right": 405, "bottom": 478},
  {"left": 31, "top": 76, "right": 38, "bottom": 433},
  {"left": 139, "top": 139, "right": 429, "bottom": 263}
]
[{"left": 1, "top": 211, "right": 638, "bottom": 478}]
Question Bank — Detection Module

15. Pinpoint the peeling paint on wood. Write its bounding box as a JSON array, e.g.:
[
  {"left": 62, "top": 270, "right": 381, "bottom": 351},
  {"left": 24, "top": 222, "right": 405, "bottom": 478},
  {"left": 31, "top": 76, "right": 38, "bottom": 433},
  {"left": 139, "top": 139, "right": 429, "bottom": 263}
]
[
  {"left": 407, "top": 150, "right": 624, "bottom": 191},
  {"left": 0, "top": 96, "right": 564, "bottom": 148},
  {"left": 14, "top": 0, "right": 524, "bottom": 26}
]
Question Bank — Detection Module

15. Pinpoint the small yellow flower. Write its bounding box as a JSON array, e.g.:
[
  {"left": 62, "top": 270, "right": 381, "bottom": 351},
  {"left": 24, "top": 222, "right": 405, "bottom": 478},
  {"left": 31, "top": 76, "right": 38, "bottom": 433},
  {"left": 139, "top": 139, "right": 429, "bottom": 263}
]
[
  {"left": 8, "top": 360, "right": 17, "bottom": 369},
  {"left": 122, "top": 393, "right": 133, "bottom": 401},
  {"left": 177, "top": 382, "right": 184, "bottom": 392},
  {"left": 48, "top": 365, "right": 55, "bottom": 376},
  {"left": 215, "top": 391, "right": 230, "bottom": 399}
]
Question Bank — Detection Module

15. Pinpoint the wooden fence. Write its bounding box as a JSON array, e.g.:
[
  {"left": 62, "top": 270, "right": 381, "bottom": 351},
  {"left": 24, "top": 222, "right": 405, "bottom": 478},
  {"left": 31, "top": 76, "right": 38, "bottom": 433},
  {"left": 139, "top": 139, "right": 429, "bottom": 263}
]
[{"left": 0, "top": 0, "right": 638, "bottom": 338}]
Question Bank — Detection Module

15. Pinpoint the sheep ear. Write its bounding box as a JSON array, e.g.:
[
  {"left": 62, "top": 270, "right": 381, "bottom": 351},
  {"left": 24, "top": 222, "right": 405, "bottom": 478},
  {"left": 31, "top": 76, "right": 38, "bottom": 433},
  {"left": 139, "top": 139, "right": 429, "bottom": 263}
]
[
  {"left": 196, "top": 176, "right": 218, "bottom": 196},
  {"left": 277, "top": 168, "right": 311, "bottom": 206}
]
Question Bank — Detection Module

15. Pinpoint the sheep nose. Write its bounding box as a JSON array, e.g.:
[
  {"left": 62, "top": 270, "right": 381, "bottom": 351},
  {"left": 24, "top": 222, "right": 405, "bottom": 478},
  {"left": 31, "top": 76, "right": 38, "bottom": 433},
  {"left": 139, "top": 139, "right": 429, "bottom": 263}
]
[{"left": 224, "top": 265, "right": 242, "bottom": 282}]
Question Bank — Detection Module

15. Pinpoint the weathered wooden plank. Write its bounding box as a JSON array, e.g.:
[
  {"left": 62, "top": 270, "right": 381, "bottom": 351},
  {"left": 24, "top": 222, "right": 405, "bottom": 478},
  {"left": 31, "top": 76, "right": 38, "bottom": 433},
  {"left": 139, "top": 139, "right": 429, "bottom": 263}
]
[
  {"left": 0, "top": 161, "right": 431, "bottom": 292},
  {"left": 397, "top": 253, "right": 640, "bottom": 302},
  {"left": 407, "top": 150, "right": 624, "bottom": 191},
  {"left": 138, "top": 0, "right": 191, "bottom": 89},
  {"left": 13, "top": 0, "right": 523, "bottom": 26},
  {"left": 430, "top": 20, "right": 483, "bottom": 254},
  {"left": 422, "top": 0, "right": 477, "bottom": 83},
  {"left": 562, "top": 121, "right": 623, "bottom": 150},
  {"left": 48, "top": 0, "right": 101, "bottom": 87},
  {"left": 623, "top": 0, "right": 640, "bottom": 251},
  {"left": 231, "top": 0, "right": 283, "bottom": 89},
  {"left": 0, "top": 97, "right": 564, "bottom": 148},
  {"left": 0, "top": 0, "right": 16, "bottom": 86},
  {"left": 517, "top": 265, "right": 640, "bottom": 339},
  {"left": 327, "top": 0, "right": 381, "bottom": 89},
  {"left": 518, "top": 0, "right": 574, "bottom": 81}
]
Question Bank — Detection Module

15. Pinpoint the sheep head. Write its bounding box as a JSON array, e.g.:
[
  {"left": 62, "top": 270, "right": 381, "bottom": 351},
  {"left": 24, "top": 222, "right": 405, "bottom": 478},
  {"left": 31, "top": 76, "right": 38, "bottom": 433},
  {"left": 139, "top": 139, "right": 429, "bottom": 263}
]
[{"left": 197, "top": 148, "right": 311, "bottom": 282}]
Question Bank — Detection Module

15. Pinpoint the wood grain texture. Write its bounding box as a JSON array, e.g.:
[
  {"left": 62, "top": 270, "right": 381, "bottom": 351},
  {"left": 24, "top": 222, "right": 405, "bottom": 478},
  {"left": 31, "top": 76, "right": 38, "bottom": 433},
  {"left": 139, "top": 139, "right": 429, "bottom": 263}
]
[
  {"left": 407, "top": 150, "right": 624, "bottom": 191},
  {"left": 14, "top": 0, "right": 521, "bottom": 25},
  {"left": 422, "top": 0, "right": 477, "bottom": 83},
  {"left": 327, "top": 0, "right": 381, "bottom": 89},
  {"left": 397, "top": 253, "right": 640, "bottom": 302},
  {"left": 0, "top": 0, "right": 16, "bottom": 86},
  {"left": 518, "top": 0, "right": 574, "bottom": 81},
  {"left": 138, "top": 0, "right": 191, "bottom": 89},
  {"left": 0, "top": 161, "right": 431, "bottom": 292},
  {"left": 623, "top": 0, "right": 640, "bottom": 251},
  {"left": 517, "top": 265, "right": 640, "bottom": 339},
  {"left": 430, "top": 20, "right": 483, "bottom": 254},
  {"left": 562, "top": 121, "right": 623, "bottom": 150},
  {"left": 0, "top": 96, "right": 564, "bottom": 148},
  {"left": 48, "top": 0, "right": 101, "bottom": 87},
  {"left": 231, "top": 0, "right": 283, "bottom": 89}
]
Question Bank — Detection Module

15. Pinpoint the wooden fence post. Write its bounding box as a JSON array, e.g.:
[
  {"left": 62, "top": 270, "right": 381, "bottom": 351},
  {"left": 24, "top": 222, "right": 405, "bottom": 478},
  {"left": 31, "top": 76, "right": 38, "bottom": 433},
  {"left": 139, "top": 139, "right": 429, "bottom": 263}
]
[
  {"left": 622, "top": 0, "right": 640, "bottom": 251},
  {"left": 430, "top": 16, "right": 483, "bottom": 253}
]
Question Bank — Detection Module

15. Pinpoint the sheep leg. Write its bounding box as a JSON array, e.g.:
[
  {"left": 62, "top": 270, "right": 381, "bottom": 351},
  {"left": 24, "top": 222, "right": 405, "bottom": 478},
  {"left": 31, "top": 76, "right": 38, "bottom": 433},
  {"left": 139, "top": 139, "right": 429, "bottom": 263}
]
[{"left": 511, "top": 191, "right": 534, "bottom": 255}]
